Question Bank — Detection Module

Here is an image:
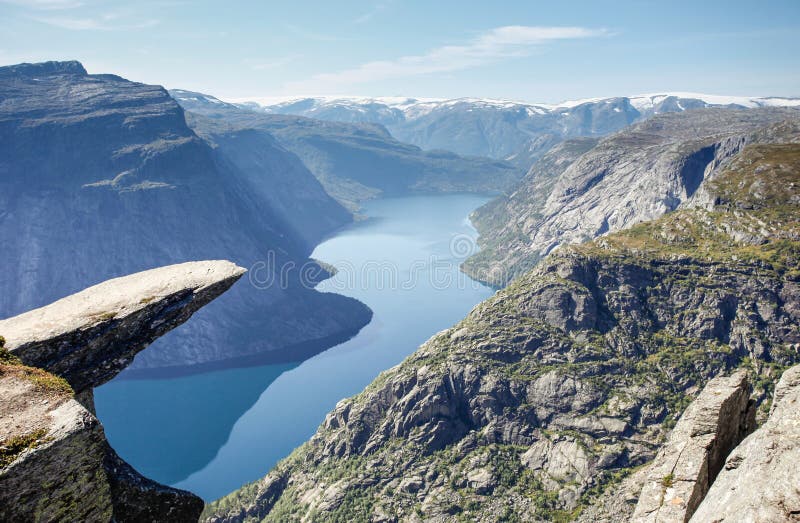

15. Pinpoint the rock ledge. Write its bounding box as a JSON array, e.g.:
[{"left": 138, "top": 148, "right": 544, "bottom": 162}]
[
  {"left": 0, "top": 260, "right": 245, "bottom": 522},
  {"left": 0, "top": 260, "right": 246, "bottom": 392}
]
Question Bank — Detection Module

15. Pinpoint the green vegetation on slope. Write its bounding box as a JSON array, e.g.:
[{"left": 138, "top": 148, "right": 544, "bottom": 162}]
[
  {"left": 0, "top": 428, "right": 52, "bottom": 469},
  {"left": 0, "top": 336, "right": 73, "bottom": 397},
  {"left": 204, "top": 143, "right": 800, "bottom": 522},
  {"left": 463, "top": 112, "right": 800, "bottom": 287},
  {"left": 579, "top": 144, "right": 800, "bottom": 270}
]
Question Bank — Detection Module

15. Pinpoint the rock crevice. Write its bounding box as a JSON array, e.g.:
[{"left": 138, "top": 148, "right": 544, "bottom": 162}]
[
  {"left": 631, "top": 370, "right": 755, "bottom": 523},
  {"left": 689, "top": 364, "right": 800, "bottom": 522}
]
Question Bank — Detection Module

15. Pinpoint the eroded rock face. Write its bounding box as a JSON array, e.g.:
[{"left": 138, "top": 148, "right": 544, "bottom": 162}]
[
  {"left": 465, "top": 108, "right": 800, "bottom": 285},
  {"left": 104, "top": 444, "right": 205, "bottom": 522},
  {"left": 0, "top": 260, "right": 246, "bottom": 393},
  {"left": 210, "top": 248, "right": 788, "bottom": 522},
  {"left": 0, "top": 374, "right": 113, "bottom": 522},
  {"left": 631, "top": 370, "right": 754, "bottom": 523},
  {"left": 689, "top": 365, "right": 800, "bottom": 523},
  {"left": 0, "top": 377, "right": 204, "bottom": 523},
  {"left": 1, "top": 260, "right": 245, "bottom": 522}
]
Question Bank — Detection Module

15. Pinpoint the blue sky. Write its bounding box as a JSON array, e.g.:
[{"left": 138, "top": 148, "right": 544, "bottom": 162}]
[{"left": 1, "top": 0, "right": 798, "bottom": 102}]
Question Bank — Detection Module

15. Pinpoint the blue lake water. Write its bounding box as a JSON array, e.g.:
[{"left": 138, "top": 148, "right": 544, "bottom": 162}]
[{"left": 94, "top": 194, "right": 494, "bottom": 501}]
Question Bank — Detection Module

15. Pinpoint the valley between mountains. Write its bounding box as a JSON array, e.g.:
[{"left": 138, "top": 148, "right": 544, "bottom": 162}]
[{"left": 2, "top": 60, "right": 800, "bottom": 523}]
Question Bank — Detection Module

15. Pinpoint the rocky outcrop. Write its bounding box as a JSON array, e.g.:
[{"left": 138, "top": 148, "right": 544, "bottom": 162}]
[
  {"left": 1, "top": 261, "right": 245, "bottom": 522},
  {"left": 0, "top": 60, "right": 371, "bottom": 374},
  {"left": 689, "top": 365, "right": 800, "bottom": 522},
  {"left": 203, "top": 144, "right": 800, "bottom": 522},
  {"left": 465, "top": 137, "right": 599, "bottom": 280},
  {"left": 104, "top": 444, "right": 205, "bottom": 522},
  {"left": 465, "top": 108, "right": 800, "bottom": 286},
  {"left": 0, "top": 373, "right": 113, "bottom": 522},
  {"left": 630, "top": 371, "right": 754, "bottom": 522},
  {"left": 0, "top": 261, "right": 245, "bottom": 392}
]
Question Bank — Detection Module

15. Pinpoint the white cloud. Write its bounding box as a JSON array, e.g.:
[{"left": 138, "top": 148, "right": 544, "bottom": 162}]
[
  {"left": 33, "top": 15, "right": 159, "bottom": 30},
  {"left": 353, "top": 0, "right": 393, "bottom": 24},
  {"left": 287, "top": 26, "right": 609, "bottom": 90},
  {"left": 4, "top": 1, "right": 160, "bottom": 30},
  {"left": 32, "top": 9, "right": 160, "bottom": 30},
  {"left": 0, "top": 0, "right": 85, "bottom": 9}
]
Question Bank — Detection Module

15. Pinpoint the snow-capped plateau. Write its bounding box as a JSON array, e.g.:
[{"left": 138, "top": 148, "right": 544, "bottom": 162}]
[
  {"left": 229, "top": 92, "right": 800, "bottom": 118},
  {"left": 177, "top": 89, "right": 800, "bottom": 163}
]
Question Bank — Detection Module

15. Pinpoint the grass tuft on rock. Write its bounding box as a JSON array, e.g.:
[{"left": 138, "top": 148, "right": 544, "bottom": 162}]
[
  {"left": 0, "top": 334, "right": 73, "bottom": 396},
  {"left": 0, "top": 428, "right": 52, "bottom": 468}
]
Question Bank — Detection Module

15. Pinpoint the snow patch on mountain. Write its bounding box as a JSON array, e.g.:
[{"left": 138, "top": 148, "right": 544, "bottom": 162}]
[{"left": 232, "top": 92, "right": 800, "bottom": 117}]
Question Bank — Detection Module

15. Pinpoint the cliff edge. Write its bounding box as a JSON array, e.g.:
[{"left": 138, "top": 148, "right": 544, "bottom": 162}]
[{"left": 0, "top": 260, "right": 245, "bottom": 522}]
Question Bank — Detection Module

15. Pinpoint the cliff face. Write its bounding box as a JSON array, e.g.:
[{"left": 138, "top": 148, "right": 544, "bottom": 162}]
[
  {"left": 201, "top": 127, "right": 351, "bottom": 247},
  {"left": 585, "top": 365, "right": 800, "bottom": 523},
  {"left": 0, "top": 260, "right": 245, "bottom": 522},
  {"left": 464, "top": 108, "right": 800, "bottom": 286},
  {"left": 629, "top": 371, "right": 754, "bottom": 522},
  {"left": 0, "top": 61, "right": 371, "bottom": 373},
  {"left": 202, "top": 144, "right": 800, "bottom": 522},
  {"left": 689, "top": 365, "right": 800, "bottom": 522},
  {"left": 171, "top": 90, "right": 522, "bottom": 211},
  {"left": 0, "top": 261, "right": 246, "bottom": 393}
]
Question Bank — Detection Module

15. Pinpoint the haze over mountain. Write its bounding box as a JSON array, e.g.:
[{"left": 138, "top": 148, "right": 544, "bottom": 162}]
[
  {"left": 238, "top": 94, "right": 800, "bottom": 164},
  {"left": 0, "top": 60, "right": 371, "bottom": 373},
  {"left": 170, "top": 89, "right": 522, "bottom": 210}
]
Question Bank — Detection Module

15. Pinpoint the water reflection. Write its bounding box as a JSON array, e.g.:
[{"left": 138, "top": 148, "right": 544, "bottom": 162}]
[
  {"left": 95, "top": 194, "right": 494, "bottom": 500},
  {"left": 95, "top": 362, "right": 297, "bottom": 485}
]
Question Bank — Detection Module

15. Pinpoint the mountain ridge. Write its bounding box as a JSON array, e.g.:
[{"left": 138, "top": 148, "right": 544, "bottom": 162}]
[
  {"left": 230, "top": 92, "right": 800, "bottom": 161},
  {"left": 228, "top": 92, "right": 800, "bottom": 114},
  {"left": 203, "top": 141, "right": 800, "bottom": 522},
  {"left": 464, "top": 106, "right": 800, "bottom": 286},
  {"left": 171, "top": 89, "right": 522, "bottom": 210}
]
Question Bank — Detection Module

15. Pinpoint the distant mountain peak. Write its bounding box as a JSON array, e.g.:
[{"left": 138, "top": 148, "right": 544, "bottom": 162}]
[
  {"left": 229, "top": 92, "right": 800, "bottom": 113},
  {"left": 0, "top": 60, "right": 87, "bottom": 78},
  {"left": 226, "top": 92, "right": 800, "bottom": 160},
  {"left": 557, "top": 92, "right": 800, "bottom": 110}
]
